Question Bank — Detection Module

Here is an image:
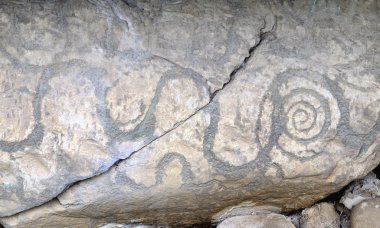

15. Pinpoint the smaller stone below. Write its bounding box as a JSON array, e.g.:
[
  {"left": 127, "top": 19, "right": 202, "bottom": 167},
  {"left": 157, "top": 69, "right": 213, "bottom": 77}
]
[
  {"left": 351, "top": 198, "right": 380, "bottom": 228},
  {"left": 300, "top": 203, "right": 340, "bottom": 228},
  {"left": 340, "top": 172, "right": 380, "bottom": 209},
  {"left": 100, "top": 224, "right": 169, "bottom": 228},
  {"left": 217, "top": 214, "right": 295, "bottom": 228}
]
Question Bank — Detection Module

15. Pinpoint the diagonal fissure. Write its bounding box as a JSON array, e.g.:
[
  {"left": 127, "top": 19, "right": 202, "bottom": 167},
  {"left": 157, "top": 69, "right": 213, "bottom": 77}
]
[{"left": 0, "top": 17, "right": 277, "bottom": 219}]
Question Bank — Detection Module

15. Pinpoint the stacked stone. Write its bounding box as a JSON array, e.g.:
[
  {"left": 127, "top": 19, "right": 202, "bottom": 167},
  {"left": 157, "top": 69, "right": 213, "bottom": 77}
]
[{"left": 215, "top": 172, "right": 380, "bottom": 228}]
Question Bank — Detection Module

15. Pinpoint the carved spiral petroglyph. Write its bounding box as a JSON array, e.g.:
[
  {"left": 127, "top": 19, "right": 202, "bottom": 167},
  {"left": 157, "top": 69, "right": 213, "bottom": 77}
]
[
  {"left": 259, "top": 69, "right": 341, "bottom": 158},
  {"left": 202, "top": 69, "right": 344, "bottom": 177}
]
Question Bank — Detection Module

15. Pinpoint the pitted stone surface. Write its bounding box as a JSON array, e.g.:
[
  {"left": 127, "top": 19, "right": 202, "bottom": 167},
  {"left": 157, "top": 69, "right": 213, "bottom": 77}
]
[{"left": 0, "top": 0, "right": 380, "bottom": 227}]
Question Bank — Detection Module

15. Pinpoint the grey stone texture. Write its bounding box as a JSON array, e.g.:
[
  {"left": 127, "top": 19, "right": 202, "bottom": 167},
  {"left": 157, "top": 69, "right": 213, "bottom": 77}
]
[
  {"left": 0, "top": 0, "right": 379, "bottom": 227},
  {"left": 340, "top": 172, "right": 380, "bottom": 209}
]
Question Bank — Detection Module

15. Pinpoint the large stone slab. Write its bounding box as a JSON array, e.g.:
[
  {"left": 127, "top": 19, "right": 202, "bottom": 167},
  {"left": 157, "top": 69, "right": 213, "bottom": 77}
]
[
  {"left": 0, "top": 0, "right": 263, "bottom": 216},
  {"left": 0, "top": 0, "right": 380, "bottom": 227}
]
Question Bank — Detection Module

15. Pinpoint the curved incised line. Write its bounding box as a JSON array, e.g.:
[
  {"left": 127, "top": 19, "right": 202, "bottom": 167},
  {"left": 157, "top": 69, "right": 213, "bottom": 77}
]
[
  {"left": 286, "top": 101, "right": 317, "bottom": 133},
  {"left": 279, "top": 88, "right": 331, "bottom": 143},
  {"left": 0, "top": 60, "right": 87, "bottom": 153}
]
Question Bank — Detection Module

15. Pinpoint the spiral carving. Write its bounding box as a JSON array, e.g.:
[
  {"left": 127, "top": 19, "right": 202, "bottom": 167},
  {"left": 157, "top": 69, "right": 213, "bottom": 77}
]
[
  {"left": 259, "top": 69, "right": 341, "bottom": 158},
  {"left": 281, "top": 89, "right": 330, "bottom": 141}
]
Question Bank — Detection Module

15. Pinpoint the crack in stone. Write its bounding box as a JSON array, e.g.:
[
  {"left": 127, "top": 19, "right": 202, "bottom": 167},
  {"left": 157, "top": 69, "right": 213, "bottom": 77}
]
[
  {"left": 0, "top": 17, "right": 277, "bottom": 219},
  {"left": 114, "top": 17, "right": 277, "bottom": 171},
  {"left": 211, "top": 18, "right": 277, "bottom": 100}
]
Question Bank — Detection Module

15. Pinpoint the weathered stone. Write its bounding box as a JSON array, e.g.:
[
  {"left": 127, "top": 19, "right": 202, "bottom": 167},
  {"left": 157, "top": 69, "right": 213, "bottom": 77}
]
[
  {"left": 340, "top": 172, "right": 380, "bottom": 209},
  {"left": 211, "top": 202, "right": 282, "bottom": 223},
  {"left": 100, "top": 224, "right": 169, "bottom": 228},
  {"left": 350, "top": 198, "right": 380, "bottom": 228},
  {"left": 217, "top": 214, "right": 295, "bottom": 228},
  {"left": 0, "top": 0, "right": 380, "bottom": 227},
  {"left": 300, "top": 203, "right": 340, "bottom": 228},
  {"left": 0, "top": 0, "right": 213, "bottom": 216}
]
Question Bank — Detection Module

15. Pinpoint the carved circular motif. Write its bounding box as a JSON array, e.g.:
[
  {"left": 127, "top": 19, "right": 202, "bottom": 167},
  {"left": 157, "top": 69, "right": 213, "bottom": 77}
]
[
  {"left": 281, "top": 89, "right": 330, "bottom": 141},
  {"left": 269, "top": 70, "right": 341, "bottom": 158}
]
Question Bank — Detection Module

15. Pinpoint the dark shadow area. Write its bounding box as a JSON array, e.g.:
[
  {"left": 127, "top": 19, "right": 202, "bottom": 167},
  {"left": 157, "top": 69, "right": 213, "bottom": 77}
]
[
  {"left": 189, "top": 222, "right": 216, "bottom": 228},
  {"left": 316, "top": 186, "right": 349, "bottom": 204},
  {"left": 315, "top": 163, "right": 380, "bottom": 204},
  {"left": 372, "top": 164, "right": 380, "bottom": 178}
]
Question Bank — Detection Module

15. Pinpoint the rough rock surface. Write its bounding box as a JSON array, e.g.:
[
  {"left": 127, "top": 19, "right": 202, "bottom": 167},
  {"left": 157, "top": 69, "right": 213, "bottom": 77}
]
[
  {"left": 0, "top": 0, "right": 380, "bottom": 227},
  {"left": 300, "top": 203, "right": 340, "bottom": 228},
  {"left": 350, "top": 198, "right": 380, "bottom": 228},
  {"left": 100, "top": 224, "right": 168, "bottom": 228},
  {"left": 340, "top": 172, "right": 380, "bottom": 209},
  {"left": 217, "top": 214, "right": 295, "bottom": 228}
]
